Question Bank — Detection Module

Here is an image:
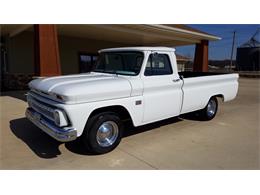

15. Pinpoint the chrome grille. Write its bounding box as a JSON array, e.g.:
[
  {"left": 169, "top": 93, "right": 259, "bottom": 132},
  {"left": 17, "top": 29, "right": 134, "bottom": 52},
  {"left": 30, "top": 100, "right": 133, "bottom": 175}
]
[{"left": 27, "top": 95, "right": 55, "bottom": 121}]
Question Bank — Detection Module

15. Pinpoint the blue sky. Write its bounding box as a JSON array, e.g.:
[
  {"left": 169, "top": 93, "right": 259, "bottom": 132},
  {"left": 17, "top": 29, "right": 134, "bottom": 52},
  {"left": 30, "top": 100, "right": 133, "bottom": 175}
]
[{"left": 175, "top": 24, "right": 259, "bottom": 60}]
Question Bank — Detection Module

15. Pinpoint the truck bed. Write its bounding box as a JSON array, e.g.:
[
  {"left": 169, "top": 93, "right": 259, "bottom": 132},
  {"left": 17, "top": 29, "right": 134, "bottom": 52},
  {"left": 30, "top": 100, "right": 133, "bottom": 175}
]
[
  {"left": 179, "top": 71, "right": 229, "bottom": 78},
  {"left": 179, "top": 71, "right": 239, "bottom": 115}
]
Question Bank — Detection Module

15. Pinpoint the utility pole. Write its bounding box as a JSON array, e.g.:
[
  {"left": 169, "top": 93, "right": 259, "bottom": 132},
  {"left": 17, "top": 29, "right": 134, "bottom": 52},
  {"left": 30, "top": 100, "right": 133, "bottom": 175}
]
[{"left": 230, "top": 30, "right": 236, "bottom": 72}]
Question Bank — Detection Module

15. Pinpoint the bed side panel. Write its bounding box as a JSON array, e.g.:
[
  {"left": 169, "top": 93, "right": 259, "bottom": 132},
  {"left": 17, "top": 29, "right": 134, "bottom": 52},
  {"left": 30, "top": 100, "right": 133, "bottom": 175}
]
[{"left": 180, "top": 73, "right": 239, "bottom": 114}]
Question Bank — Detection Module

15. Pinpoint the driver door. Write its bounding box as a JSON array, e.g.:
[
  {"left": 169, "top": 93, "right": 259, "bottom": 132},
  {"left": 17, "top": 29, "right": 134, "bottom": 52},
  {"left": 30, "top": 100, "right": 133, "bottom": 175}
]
[{"left": 142, "top": 52, "right": 182, "bottom": 123}]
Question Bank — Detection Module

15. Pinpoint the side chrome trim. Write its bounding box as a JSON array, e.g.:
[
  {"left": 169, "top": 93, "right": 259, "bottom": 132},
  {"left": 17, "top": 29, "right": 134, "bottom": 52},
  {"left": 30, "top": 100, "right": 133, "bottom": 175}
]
[{"left": 26, "top": 108, "right": 77, "bottom": 142}]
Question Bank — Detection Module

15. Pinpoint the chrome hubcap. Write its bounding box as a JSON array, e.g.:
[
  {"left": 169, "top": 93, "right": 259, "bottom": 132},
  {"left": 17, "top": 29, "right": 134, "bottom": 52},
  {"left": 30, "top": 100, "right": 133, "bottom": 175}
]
[
  {"left": 207, "top": 99, "right": 217, "bottom": 117},
  {"left": 96, "top": 121, "right": 119, "bottom": 147}
]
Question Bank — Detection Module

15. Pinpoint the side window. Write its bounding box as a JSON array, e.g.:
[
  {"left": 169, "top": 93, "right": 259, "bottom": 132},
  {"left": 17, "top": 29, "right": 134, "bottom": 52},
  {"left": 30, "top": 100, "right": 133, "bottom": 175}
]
[{"left": 144, "top": 54, "right": 173, "bottom": 76}]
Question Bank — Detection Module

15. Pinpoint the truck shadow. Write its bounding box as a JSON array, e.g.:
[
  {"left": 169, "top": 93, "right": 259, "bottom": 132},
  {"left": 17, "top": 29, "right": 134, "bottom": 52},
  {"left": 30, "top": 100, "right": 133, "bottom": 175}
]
[
  {"left": 123, "top": 117, "right": 182, "bottom": 137},
  {"left": 10, "top": 116, "right": 183, "bottom": 158},
  {"left": 10, "top": 118, "right": 62, "bottom": 159},
  {"left": 179, "top": 112, "right": 205, "bottom": 121},
  {"left": 1, "top": 90, "right": 28, "bottom": 102},
  {"left": 65, "top": 117, "right": 183, "bottom": 155}
]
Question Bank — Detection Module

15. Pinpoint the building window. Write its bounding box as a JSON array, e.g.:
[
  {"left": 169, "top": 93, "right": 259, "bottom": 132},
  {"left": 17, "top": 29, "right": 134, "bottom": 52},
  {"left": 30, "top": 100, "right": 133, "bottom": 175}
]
[{"left": 79, "top": 53, "right": 98, "bottom": 73}]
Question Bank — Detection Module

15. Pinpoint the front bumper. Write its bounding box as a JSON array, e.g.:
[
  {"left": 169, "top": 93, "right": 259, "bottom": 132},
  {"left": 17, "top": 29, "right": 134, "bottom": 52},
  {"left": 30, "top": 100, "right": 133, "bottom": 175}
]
[{"left": 26, "top": 108, "right": 77, "bottom": 142}]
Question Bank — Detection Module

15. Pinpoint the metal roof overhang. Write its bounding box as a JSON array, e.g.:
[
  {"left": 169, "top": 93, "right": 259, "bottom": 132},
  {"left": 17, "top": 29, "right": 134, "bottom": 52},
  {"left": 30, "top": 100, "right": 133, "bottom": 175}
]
[
  {"left": 57, "top": 24, "right": 220, "bottom": 46},
  {"left": 0, "top": 24, "right": 221, "bottom": 46}
]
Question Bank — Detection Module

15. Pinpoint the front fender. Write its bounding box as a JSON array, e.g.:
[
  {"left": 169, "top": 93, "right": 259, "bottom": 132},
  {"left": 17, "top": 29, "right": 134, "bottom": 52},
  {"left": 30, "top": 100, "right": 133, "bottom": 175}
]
[{"left": 60, "top": 96, "right": 144, "bottom": 137}]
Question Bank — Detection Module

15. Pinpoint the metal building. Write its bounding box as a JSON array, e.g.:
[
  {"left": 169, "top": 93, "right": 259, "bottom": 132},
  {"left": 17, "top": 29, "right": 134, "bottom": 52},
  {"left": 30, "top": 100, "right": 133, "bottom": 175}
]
[{"left": 236, "top": 29, "right": 260, "bottom": 71}]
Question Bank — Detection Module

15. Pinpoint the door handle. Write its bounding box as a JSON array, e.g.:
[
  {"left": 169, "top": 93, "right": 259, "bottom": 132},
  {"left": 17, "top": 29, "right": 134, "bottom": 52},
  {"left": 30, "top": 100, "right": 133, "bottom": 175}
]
[{"left": 172, "top": 78, "right": 181, "bottom": 82}]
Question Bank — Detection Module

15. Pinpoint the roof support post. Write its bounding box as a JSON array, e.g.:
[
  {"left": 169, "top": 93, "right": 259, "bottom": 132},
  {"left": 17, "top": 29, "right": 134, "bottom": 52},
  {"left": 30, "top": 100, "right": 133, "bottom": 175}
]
[
  {"left": 193, "top": 40, "right": 208, "bottom": 72},
  {"left": 34, "top": 24, "right": 61, "bottom": 76}
]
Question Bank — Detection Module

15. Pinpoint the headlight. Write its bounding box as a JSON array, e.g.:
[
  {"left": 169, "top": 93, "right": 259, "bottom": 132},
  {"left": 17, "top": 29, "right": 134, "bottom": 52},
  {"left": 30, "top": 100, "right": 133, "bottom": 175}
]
[{"left": 53, "top": 109, "right": 68, "bottom": 127}]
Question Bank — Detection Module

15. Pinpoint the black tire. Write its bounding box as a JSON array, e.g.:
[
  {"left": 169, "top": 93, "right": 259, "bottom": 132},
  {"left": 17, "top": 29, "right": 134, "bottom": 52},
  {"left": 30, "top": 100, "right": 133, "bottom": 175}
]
[
  {"left": 81, "top": 112, "right": 123, "bottom": 154},
  {"left": 198, "top": 97, "right": 218, "bottom": 121}
]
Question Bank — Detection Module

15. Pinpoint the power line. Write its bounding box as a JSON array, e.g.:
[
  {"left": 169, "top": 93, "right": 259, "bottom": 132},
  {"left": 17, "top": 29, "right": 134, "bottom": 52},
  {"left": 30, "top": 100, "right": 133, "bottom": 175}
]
[{"left": 230, "top": 31, "right": 236, "bottom": 71}]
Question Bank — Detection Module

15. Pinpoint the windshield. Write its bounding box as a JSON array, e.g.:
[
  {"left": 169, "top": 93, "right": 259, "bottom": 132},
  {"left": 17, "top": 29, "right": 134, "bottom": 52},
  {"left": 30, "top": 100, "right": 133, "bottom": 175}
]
[{"left": 93, "top": 51, "right": 144, "bottom": 76}]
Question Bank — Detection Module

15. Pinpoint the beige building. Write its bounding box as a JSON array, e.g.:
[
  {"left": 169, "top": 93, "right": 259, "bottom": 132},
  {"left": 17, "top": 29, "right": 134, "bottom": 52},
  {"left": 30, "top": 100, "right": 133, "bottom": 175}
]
[
  {"left": 175, "top": 54, "right": 192, "bottom": 71},
  {"left": 0, "top": 24, "right": 220, "bottom": 90}
]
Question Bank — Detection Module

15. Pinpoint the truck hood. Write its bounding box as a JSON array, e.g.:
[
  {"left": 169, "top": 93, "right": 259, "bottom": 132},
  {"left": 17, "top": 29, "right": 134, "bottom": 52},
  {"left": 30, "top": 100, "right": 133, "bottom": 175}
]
[{"left": 29, "top": 72, "right": 132, "bottom": 104}]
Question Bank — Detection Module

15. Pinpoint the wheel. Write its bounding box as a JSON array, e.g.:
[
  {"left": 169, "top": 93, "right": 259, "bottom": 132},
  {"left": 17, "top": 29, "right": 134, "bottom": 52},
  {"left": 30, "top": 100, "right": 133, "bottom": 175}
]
[
  {"left": 82, "top": 112, "right": 123, "bottom": 154},
  {"left": 199, "top": 97, "right": 218, "bottom": 121}
]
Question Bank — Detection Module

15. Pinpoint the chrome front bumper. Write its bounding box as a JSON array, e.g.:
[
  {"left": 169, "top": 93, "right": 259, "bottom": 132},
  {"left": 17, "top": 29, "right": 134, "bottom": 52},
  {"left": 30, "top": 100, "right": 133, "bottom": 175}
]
[{"left": 26, "top": 108, "right": 77, "bottom": 142}]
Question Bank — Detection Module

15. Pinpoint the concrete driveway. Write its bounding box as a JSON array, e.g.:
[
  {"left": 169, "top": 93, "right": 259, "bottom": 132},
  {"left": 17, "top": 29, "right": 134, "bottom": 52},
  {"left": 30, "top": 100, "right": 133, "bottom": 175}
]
[{"left": 0, "top": 78, "right": 259, "bottom": 169}]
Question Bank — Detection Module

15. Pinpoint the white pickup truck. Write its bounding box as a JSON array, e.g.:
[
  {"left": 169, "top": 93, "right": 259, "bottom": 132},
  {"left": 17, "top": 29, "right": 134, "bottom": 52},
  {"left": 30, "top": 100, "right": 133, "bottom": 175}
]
[{"left": 26, "top": 47, "right": 239, "bottom": 154}]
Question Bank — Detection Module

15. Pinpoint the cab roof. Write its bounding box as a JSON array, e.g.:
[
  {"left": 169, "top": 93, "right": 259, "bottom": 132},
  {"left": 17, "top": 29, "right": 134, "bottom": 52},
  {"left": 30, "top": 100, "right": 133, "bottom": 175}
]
[{"left": 99, "top": 47, "right": 176, "bottom": 53}]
